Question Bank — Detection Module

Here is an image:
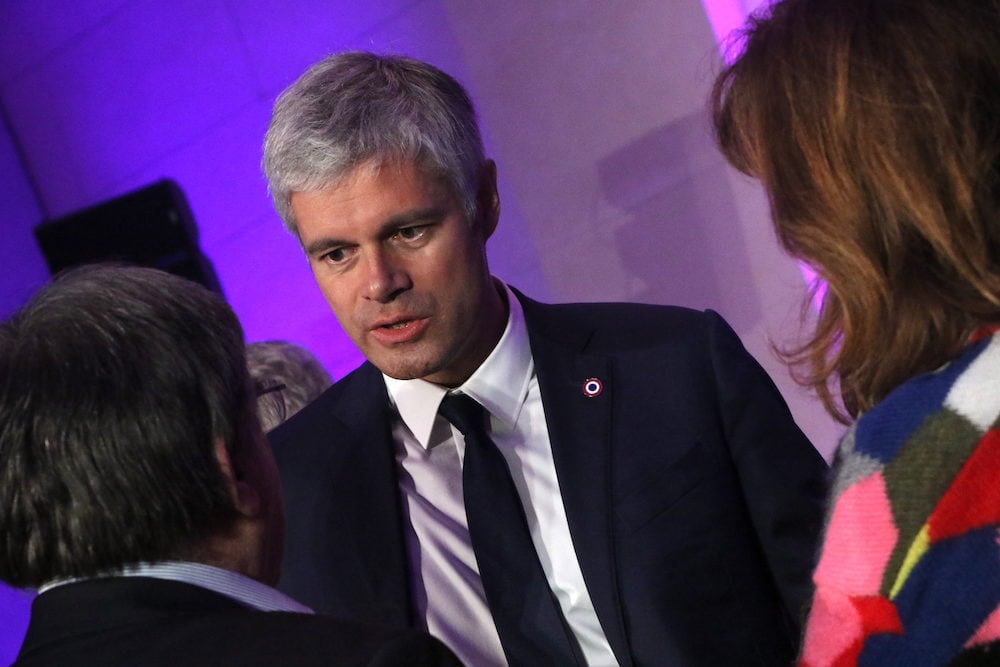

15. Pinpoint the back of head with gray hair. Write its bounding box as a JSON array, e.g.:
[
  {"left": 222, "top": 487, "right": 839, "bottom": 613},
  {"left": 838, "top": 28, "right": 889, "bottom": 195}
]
[
  {"left": 262, "top": 51, "right": 486, "bottom": 234},
  {"left": 0, "top": 264, "right": 253, "bottom": 588}
]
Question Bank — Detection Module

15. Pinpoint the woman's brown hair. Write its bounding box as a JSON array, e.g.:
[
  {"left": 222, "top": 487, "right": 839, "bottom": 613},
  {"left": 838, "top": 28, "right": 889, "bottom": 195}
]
[{"left": 712, "top": 0, "right": 1000, "bottom": 421}]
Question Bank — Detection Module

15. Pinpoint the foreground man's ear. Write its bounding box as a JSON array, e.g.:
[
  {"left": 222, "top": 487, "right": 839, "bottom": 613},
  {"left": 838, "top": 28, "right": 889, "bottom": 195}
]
[{"left": 214, "top": 438, "right": 262, "bottom": 518}]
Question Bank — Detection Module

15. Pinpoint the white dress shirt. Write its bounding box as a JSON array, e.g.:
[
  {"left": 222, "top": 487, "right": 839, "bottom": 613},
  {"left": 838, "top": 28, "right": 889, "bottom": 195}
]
[
  {"left": 40, "top": 561, "right": 313, "bottom": 613},
  {"left": 385, "top": 283, "right": 618, "bottom": 667}
]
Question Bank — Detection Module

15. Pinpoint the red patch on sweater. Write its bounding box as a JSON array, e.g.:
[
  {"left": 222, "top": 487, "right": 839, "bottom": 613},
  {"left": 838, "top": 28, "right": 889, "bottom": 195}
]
[{"left": 930, "top": 429, "right": 1000, "bottom": 542}]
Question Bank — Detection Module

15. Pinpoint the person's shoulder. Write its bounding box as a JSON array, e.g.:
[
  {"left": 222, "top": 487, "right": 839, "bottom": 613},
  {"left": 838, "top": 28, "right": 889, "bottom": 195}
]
[
  {"left": 546, "top": 299, "right": 705, "bottom": 324},
  {"left": 269, "top": 362, "right": 382, "bottom": 440},
  {"left": 854, "top": 333, "right": 1000, "bottom": 463},
  {"left": 516, "top": 289, "right": 716, "bottom": 347},
  {"left": 12, "top": 606, "right": 460, "bottom": 667},
  {"left": 314, "top": 360, "right": 385, "bottom": 403},
  {"left": 220, "top": 611, "right": 461, "bottom": 666},
  {"left": 516, "top": 288, "right": 702, "bottom": 321},
  {"left": 865, "top": 332, "right": 1000, "bottom": 421}
]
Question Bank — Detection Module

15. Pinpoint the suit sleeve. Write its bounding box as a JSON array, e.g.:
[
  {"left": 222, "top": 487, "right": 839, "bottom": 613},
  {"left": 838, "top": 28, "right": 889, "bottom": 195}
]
[{"left": 705, "top": 309, "right": 829, "bottom": 626}]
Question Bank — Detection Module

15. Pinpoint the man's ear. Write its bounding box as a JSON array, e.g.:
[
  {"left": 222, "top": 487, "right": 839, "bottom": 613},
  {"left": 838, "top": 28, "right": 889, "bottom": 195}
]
[
  {"left": 476, "top": 159, "right": 500, "bottom": 240},
  {"left": 214, "top": 438, "right": 262, "bottom": 518}
]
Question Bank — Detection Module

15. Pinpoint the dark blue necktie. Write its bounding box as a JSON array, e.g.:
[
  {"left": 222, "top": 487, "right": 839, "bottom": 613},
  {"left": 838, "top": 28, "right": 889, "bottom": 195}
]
[{"left": 438, "top": 393, "right": 583, "bottom": 666}]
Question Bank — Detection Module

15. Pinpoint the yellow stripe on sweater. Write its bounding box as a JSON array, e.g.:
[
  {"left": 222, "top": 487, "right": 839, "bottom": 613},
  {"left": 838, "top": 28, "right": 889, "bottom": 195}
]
[{"left": 891, "top": 523, "right": 931, "bottom": 599}]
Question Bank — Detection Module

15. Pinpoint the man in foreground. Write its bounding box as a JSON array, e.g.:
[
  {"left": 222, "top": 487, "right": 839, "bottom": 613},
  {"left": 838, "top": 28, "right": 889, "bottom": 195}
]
[
  {"left": 0, "top": 264, "right": 460, "bottom": 667},
  {"left": 264, "top": 52, "right": 829, "bottom": 666}
]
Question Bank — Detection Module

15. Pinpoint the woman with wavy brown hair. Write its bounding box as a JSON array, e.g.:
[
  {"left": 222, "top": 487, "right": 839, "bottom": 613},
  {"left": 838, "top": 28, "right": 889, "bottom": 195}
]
[{"left": 712, "top": 0, "right": 1000, "bottom": 664}]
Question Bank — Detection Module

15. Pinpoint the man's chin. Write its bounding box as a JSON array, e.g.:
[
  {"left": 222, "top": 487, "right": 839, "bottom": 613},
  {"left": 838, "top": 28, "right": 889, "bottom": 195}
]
[{"left": 371, "top": 355, "right": 439, "bottom": 382}]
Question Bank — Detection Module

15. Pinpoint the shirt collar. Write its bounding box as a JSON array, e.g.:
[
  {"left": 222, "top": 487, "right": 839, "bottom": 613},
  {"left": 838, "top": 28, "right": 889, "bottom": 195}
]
[
  {"left": 384, "top": 282, "right": 534, "bottom": 448},
  {"left": 40, "top": 561, "right": 313, "bottom": 614}
]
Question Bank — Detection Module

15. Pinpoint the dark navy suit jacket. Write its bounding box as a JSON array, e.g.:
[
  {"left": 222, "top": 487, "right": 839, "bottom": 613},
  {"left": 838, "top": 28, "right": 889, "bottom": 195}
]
[
  {"left": 272, "top": 292, "right": 829, "bottom": 666},
  {"left": 13, "top": 577, "right": 461, "bottom": 666}
]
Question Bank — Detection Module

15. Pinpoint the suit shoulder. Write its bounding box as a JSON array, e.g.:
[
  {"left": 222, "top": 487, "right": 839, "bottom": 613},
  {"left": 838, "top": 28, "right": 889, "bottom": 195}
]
[
  {"left": 521, "top": 294, "right": 721, "bottom": 350},
  {"left": 269, "top": 362, "right": 381, "bottom": 446},
  {"left": 548, "top": 300, "right": 707, "bottom": 327},
  {"left": 216, "top": 612, "right": 461, "bottom": 666}
]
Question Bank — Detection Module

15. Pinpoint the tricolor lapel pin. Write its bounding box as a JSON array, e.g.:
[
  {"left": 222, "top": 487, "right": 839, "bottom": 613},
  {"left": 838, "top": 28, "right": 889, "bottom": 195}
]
[{"left": 582, "top": 377, "right": 603, "bottom": 398}]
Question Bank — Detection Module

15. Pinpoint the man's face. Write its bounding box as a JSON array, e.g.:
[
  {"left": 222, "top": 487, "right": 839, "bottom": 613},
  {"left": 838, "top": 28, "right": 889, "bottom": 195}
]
[{"left": 291, "top": 159, "right": 506, "bottom": 387}]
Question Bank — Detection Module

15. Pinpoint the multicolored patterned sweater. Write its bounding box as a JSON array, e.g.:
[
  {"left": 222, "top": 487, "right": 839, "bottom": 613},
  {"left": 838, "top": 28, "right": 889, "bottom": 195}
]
[{"left": 799, "top": 332, "right": 1000, "bottom": 667}]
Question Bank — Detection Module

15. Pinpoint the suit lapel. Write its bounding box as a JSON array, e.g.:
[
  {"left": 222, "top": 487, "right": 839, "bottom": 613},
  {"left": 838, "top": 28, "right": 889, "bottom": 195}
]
[
  {"left": 325, "top": 364, "right": 413, "bottom": 625},
  {"left": 275, "top": 361, "right": 409, "bottom": 622},
  {"left": 517, "top": 292, "right": 632, "bottom": 665}
]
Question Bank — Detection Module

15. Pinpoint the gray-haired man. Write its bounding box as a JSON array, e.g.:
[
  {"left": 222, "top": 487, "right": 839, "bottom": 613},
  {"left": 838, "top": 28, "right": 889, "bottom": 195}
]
[{"left": 264, "top": 51, "right": 828, "bottom": 667}]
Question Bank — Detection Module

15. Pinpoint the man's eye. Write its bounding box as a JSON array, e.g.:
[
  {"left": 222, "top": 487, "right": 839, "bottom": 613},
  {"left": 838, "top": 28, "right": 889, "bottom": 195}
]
[
  {"left": 396, "top": 226, "right": 427, "bottom": 241},
  {"left": 322, "top": 248, "right": 349, "bottom": 264}
]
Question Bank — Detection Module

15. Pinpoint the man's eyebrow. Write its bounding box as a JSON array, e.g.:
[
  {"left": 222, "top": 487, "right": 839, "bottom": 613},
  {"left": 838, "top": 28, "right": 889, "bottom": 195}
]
[
  {"left": 303, "top": 207, "right": 446, "bottom": 256},
  {"left": 303, "top": 236, "right": 349, "bottom": 257},
  {"left": 382, "top": 206, "right": 445, "bottom": 229}
]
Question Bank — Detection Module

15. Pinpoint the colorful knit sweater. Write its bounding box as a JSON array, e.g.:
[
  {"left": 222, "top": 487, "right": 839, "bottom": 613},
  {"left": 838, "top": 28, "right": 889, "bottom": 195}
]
[{"left": 799, "top": 333, "right": 1000, "bottom": 667}]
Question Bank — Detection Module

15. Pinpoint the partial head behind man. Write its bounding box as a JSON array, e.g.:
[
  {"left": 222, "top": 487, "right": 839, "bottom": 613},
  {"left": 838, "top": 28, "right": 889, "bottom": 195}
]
[
  {"left": 0, "top": 264, "right": 282, "bottom": 589},
  {"left": 247, "top": 340, "right": 332, "bottom": 431}
]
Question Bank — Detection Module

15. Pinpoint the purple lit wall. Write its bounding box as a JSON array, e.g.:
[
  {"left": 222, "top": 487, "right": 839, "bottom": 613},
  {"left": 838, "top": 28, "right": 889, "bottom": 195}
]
[
  {"left": 701, "top": 0, "right": 829, "bottom": 308},
  {"left": 0, "top": 1, "right": 841, "bottom": 660}
]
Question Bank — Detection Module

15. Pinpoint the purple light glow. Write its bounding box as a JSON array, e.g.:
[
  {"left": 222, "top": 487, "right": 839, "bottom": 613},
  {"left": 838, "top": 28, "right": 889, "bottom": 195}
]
[
  {"left": 701, "top": 0, "right": 755, "bottom": 63},
  {"left": 0, "top": 587, "right": 31, "bottom": 663},
  {"left": 702, "top": 0, "right": 781, "bottom": 63},
  {"left": 799, "top": 263, "right": 829, "bottom": 312}
]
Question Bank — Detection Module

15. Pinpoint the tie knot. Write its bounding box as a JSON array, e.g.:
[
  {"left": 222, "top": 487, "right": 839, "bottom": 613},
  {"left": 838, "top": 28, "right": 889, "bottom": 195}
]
[{"left": 438, "top": 393, "right": 487, "bottom": 436}]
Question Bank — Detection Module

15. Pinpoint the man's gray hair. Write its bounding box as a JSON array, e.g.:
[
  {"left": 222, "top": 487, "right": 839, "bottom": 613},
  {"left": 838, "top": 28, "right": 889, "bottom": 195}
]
[
  {"left": 262, "top": 51, "right": 486, "bottom": 233},
  {"left": 0, "top": 265, "right": 251, "bottom": 588}
]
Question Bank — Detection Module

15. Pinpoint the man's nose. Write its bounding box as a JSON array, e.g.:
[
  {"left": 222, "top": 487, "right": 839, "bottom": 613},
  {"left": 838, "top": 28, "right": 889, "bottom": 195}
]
[{"left": 362, "top": 250, "right": 411, "bottom": 303}]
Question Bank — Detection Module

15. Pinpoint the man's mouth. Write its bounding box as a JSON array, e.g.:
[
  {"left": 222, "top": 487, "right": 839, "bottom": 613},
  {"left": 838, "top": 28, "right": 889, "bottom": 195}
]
[{"left": 369, "top": 317, "right": 429, "bottom": 344}]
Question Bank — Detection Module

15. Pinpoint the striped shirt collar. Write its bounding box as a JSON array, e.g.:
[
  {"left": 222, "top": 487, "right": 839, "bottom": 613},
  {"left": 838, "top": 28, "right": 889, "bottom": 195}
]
[{"left": 39, "top": 561, "right": 312, "bottom": 614}]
